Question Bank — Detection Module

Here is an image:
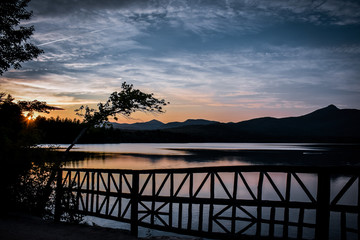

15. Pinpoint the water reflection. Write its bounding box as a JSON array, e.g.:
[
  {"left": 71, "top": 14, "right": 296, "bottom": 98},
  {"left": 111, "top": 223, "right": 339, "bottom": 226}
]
[
  {"left": 56, "top": 143, "right": 326, "bottom": 155},
  {"left": 61, "top": 143, "right": 360, "bottom": 169},
  {"left": 65, "top": 153, "right": 251, "bottom": 169}
]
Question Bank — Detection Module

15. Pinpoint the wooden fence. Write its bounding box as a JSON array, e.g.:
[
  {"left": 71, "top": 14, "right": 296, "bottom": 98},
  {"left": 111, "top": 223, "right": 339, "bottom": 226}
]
[{"left": 54, "top": 165, "right": 360, "bottom": 239}]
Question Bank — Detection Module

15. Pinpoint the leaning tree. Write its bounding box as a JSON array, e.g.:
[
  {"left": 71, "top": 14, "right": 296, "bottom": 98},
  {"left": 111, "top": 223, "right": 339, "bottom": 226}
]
[
  {"left": 64, "top": 82, "right": 168, "bottom": 158},
  {"left": 39, "top": 82, "right": 168, "bottom": 214}
]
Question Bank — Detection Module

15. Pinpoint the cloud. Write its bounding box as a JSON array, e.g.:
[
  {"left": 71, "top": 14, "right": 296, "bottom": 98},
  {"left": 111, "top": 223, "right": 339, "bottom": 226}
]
[
  {"left": 29, "top": 0, "right": 360, "bottom": 27},
  {"left": 8, "top": 40, "right": 360, "bottom": 107},
  {"left": 2, "top": 0, "right": 359, "bottom": 122}
]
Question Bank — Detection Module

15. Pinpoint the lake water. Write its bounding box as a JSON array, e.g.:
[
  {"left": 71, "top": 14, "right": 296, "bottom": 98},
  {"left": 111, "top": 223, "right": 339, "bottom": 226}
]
[
  {"left": 56, "top": 142, "right": 351, "bottom": 169},
  {"left": 53, "top": 143, "right": 359, "bottom": 239}
]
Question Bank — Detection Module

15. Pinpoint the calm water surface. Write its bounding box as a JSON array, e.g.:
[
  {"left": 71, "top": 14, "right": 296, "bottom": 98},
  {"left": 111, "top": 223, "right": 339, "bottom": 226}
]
[{"left": 57, "top": 143, "right": 331, "bottom": 169}]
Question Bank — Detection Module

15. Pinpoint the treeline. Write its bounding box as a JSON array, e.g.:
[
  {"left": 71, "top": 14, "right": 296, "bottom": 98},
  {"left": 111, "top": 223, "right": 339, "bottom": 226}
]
[{"left": 34, "top": 116, "right": 84, "bottom": 143}]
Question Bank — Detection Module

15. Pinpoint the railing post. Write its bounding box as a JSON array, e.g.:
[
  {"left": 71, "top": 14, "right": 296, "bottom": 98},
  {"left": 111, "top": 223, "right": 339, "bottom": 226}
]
[
  {"left": 316, "top": 170, "right": 330, "bottom": 240},
  {"left": 54, "top": 168, "right": 63, "bottom": 222},
  {"left": 131, "top": 172, "right": 139, "bottom": 237}
]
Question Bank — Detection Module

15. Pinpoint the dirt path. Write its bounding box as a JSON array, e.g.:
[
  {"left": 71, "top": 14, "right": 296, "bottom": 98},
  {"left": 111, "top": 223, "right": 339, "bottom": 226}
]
[
  {"left": 0, "top": 213, "right": 198, "bottom": 240},
  {"left": 0, "top": 213, "right": 138, "bottom": 240}
]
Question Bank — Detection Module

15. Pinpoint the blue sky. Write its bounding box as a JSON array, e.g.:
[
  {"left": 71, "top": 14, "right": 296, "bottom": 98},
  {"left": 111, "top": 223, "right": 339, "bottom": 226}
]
[{"left": 1, "top": 0, "right": 360, "bottom": 123}]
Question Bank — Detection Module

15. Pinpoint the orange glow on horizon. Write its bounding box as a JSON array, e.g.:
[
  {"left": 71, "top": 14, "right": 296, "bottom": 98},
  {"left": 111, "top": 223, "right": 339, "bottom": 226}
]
[{"left": 35, "top": 103, "right": 316, "bottom": 124}]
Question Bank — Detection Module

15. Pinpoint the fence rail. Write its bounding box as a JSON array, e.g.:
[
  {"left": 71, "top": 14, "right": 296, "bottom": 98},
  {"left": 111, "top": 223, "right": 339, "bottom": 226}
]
[{"left": 54, "top": 165, "right": 360, "bottom": 239}]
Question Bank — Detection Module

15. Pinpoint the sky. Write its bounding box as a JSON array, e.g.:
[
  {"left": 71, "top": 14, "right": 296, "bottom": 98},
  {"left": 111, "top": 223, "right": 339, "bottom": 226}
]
[{"left": 1, "top": 0, "right": 360, "bottom": 123}]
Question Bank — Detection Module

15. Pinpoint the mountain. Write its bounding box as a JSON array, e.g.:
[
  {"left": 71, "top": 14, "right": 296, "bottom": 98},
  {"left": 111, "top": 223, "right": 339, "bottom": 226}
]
[
  {"left": 110, "top": 119, "right": 165, "bottom": 130},
  {"left": 110, "top": 119, "right": 218, "bottom": 131},
  {"left": 164, "top": 105, "right": 360, "bottom": 142},
  {"left": 105, "top": 105, "right": 360, "bottom": 142}
]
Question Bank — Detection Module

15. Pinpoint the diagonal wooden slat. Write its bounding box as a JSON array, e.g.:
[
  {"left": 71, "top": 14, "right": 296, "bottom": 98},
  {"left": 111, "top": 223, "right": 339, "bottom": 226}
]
[
  {"left": 109, "top": 197, "right": 119, "bottom": 216},
  {"left": 238, "top": 172, "right": 257, "bottom": 200},
  {"left": 292, "top": 173, "right": 316, "bottom": 203},
  {"left": 79, "top": 171, "right": 88, "bottom": 189},
  {"left": 213, "top": 219, "right": 231, "bottom": 233},
  {"left": 78, "top": 192, "right": 86, "bottom": 211},
  {"left": 121, "top": 200, "right": 131, "bottom": 219},
  {"left": 72, "top": 171, "right": 79, "bottom": 187},
  {"left": 139, "top": 212, "right": 151, "bottom": 222},
  {"left": 62, "top": 171, "right": 70, "bottom": 186},
  {"left": 214, "top": 205, "right": 232, "bottom": 219},
  {"left": 139, "top": 201, "right": 151, "bottom": 212},
  {"left": 99, "top": 173, "right": 108, "bottom": 192},
  {"left": 123, "top": 174, "right": 132, "bottom": 192},
  {"left": 237, "top": 221, "right": 256, "bottom": 235},
  {"left": 264, "top": 172, "right": 285, "bottom": 201},
  {"left": 331, "top": 176, "right": 357, "bottom": 206},
  {"left": 109, "top": 173, "right": 119, "bottom": 192},
  {"left": 139, "top": 174, "right": 152, "bottom": 195},
  {"left": 236, "top": 205, "right": 256, "bottom": 220},
  {"left": 155, "top": 202, "right": 168, "bottom": 213},
  {"left": 154, "top": 214, "right": 169, "bottom": 227},
  {"left": 98, "top": 195, "right": 108, "bottom": 214},
  {"left": 174, "top": 173, "right": 190, "bottom": 197},
  {"left": 193, "top": 172, "right": 210, "bottom": 198},
  {"left": 215, "top": 172, "right": 232, "bottom": 199},
  {"left": 156, "top": 173, "right": 170, "bottom": 196}
]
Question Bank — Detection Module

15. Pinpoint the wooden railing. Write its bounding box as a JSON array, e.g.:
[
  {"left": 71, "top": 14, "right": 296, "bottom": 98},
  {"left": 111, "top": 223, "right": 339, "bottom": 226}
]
[{"left": 54, "top": 166, "right": 360, "bottom": 239}]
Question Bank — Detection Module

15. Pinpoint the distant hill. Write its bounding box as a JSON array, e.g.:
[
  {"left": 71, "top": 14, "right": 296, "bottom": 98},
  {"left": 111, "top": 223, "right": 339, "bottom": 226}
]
[
  {"left": 103, "top": 105, "right": 360, "bottom": 143},
  {"left": 110, "top": 119, "right": 219, "bottom": 131},
  {"left": 163, "top": 105, "right": 360, "bottom": 142},
  {"left": 110, "top": 119, "right": 165, "bottom": 130}
]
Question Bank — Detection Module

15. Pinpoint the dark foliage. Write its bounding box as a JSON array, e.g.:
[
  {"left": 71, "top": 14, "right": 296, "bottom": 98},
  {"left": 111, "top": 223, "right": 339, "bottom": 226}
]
[
  {"left": 34, "top": 116, "right": 84, "bottom": 143},
  {"left": 0, "top": 0, "right": 43, "bottom": 74},
  {"left": 0, "top": 93, "right": 60, "bottom": 150},
  {"left": 0, "top": 93, "right": 61, "bottom": 216},
  {"left": 75, "top": 82, "right": 168, "bottom": 125}
]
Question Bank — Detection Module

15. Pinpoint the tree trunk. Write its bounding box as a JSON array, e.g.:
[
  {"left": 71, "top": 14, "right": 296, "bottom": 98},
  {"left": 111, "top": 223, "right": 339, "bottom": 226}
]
[
  {"left": 38, "top": 126, "right": 89, "bottom": 216},
  {"left": 61, "top": 126, "right": 89, "bottom": 161}
]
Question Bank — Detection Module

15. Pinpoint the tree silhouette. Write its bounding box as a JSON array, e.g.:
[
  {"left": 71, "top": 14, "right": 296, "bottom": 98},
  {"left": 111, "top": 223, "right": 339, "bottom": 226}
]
[
  {"left": 65, "top": 82, "right": 168, "bottom": 156},
  {"left": 0, "top": 93, "right": 62, "bottom": 149},
  {"left": 0, "top": 0, "right": 43, "bottom": 75},
  {"left": 38, "top": 82, "right": 168, "bottom": 213}
]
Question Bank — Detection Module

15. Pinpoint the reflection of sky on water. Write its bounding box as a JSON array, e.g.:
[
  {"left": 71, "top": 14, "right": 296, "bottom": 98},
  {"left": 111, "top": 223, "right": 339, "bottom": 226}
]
[
  {"left": 57, "top": 143, "right": 325, "bottom": 156},
  {"left": 61, "top": 143, "right": 338, "bottom": 169},
  {"left": 65, "top": 154, "right": 248, "bottom": 169}
]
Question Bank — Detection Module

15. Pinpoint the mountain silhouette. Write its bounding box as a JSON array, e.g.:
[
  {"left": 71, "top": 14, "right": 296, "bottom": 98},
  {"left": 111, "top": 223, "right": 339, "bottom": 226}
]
[
  {"left": 111, "top": 119, "right": 218, "bottom": 130},
  {"left": 106, "top": 105, "right": 360, "bottom": 142},
  {"left": 110, "top": 119, "right": 165, "bottom": 130},
  {"left": 163, "top": 105, "right": 360, "bottom": 142}
]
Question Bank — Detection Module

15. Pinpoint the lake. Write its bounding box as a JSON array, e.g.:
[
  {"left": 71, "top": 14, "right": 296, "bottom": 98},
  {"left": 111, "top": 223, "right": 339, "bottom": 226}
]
[
  {"left": 56, "top": 142, "right": 359, "bottom": 169},
  {"left": 53, "top": 143, "right": 359, "bottom": 239}
]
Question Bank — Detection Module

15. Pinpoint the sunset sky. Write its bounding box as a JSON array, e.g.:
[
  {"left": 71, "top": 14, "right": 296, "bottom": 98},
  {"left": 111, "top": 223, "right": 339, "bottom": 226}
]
[{"left": 1, "top": 0, "right": 360, "bottom": 123}]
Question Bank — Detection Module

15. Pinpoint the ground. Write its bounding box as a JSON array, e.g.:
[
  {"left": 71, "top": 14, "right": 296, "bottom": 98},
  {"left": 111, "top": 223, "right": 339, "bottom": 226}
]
[{"left": 0, "top": 213, "right": 197, "bottom": 240}]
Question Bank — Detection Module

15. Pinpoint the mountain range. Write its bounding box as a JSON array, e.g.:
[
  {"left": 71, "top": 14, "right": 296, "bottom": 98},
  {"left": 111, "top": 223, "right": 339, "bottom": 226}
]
[
  {"left": 108, "top": 105, "right": 360, "bottom": 142},
  {"left": 110, "top": 119, "right": 219, "bottom": 130}
]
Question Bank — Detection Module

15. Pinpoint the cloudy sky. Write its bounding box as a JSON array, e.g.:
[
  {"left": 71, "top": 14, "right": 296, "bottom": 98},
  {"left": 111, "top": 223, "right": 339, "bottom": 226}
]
[{"left": 1, "top": 0, "right": 360, "bottom": 123}]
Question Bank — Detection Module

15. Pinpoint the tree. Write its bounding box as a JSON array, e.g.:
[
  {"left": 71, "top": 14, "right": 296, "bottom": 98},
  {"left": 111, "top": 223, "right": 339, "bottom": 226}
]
[
  {"left": 65, "top": 82, "right": 168, "bottom": 157},
  {"left": 0, "top": 0, "right": 43, "bottom": 75},
  {"left": 0, "top": 93, "right": 61, "bottom": 149},
  {"left": 38, "top": 82, "right": 168, "bottom": 214},
  {"left": 0, "top": 93, "right": 62, "bottom": 215}
]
